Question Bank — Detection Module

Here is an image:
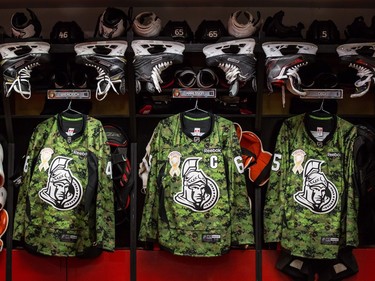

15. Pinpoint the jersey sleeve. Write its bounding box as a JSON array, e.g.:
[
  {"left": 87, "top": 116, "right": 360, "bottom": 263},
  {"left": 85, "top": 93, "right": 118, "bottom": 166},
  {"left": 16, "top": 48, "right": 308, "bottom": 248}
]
[
  {"left": 92, "top": 121, "right": 115, "bottom": 252},
  {"left": 343, "top": 126, "right": 359, "bottom": 248},
  {"left": 13, "top": 122, "right": 49, "bottom": 241},
  {"left": 138, "top": 124, "right": 161, "bottom": 242},
  {"left": 263, "top": 121, "right": 289, "bottom": 243},
  {"left": 225, "top": 122, "right": 254, "bottom": 245}
]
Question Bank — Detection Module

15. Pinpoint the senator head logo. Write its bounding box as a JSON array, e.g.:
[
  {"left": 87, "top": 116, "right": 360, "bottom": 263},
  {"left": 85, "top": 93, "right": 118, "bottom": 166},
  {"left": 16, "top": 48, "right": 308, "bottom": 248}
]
[
  {"left": 174, "top": 157, "right": 219, "bottom": 212},
  {"left": 39, "top": 156, "right": 83, "bottom": 211},
  {"left": 294, "top": 159, "right": 338, "bottom": 214}
]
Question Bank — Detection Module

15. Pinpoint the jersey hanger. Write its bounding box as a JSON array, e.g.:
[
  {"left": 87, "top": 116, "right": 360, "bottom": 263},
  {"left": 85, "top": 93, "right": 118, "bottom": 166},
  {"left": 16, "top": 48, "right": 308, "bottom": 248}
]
[
  {"left": 184, "top": 99, "right": 208, "bottom": 114},
  {"left": 312, "top": 99, "right": 330, "bottom": 115},
  {"left": 62, "top": 100, "right": 82, "bottom": 115}
]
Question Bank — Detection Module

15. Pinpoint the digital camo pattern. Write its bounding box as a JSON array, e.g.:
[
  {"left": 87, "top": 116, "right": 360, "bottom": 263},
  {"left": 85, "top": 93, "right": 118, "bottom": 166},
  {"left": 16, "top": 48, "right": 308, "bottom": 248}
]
[
  {"left": 263, "top": 114, "right": 359, "bottom": 259},
  {"left": 139, "top": 113, "right": 254, "bottom": 257},
  {"left": 13, "top": 114, "right": 114, "bottom": 257}
]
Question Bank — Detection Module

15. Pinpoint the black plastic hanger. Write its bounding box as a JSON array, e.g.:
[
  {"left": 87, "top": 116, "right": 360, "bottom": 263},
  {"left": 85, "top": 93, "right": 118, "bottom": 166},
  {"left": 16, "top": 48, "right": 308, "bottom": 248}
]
[
  {"left": 312, "top": 99, "right": 330, "bottom": 114},
  {"left": 184, "top": 99, "right": 208, "bottom": 114},
  {"left": 310, "top": 99, "right": 332, "bottom": 118},
  {"left": 62, "top": 100, "right": 82, "bottom": 115}
]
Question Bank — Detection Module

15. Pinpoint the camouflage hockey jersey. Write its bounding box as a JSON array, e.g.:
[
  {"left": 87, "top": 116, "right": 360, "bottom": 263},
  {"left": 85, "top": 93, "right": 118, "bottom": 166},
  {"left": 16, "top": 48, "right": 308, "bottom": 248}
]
[
  {"left": 264, "top": 113, "right": 359, "bottom": 259},
  {"left": 139, "top": 112, "right": 254, "bottom": 257},
  {"left": 13, "top": 113, "right": 115, "bottom": 257}
]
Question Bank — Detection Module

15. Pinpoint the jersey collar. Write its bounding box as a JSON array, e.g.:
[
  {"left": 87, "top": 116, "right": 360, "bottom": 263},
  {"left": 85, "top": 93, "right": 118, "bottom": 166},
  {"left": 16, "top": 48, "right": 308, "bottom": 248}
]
[
  {"left": 57, "top": 112, "right": 87, "bottom": 143},
  {"left": 180, "top": 111, "right": 214, "bottom": 142},
  {"left": 304, "top": 112, "right": 337, "bottom": 147}
]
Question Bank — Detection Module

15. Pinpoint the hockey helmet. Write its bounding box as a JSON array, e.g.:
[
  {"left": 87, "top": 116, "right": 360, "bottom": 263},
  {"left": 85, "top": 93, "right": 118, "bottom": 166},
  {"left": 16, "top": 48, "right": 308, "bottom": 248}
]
[
  {"left": 345, "top": 16, "right": 375, "bottom": 39},
  {"left": 195, "top": 20, "right": 228, "bottom": 43},
  {"left": 50, "top": 21, "right": 84, "bottom": 44},
  {"left": 306, "top": 20, "right": 340, "bottom": 44},
  {"left": 132, "top": 11, "right": 162, "bottom": 37},
  {"left": 161, "top": 20, "right": 194, "bottom": 43},
  {"left": 262, "top": 10, "right": 304, "bottom": 38},
  {"left": 234, "top": 123, "right": 272, "bottom": 186},
  {"left": 228, "top": 10, "right": 262, "bottom": 38},
  {"left": 11, "top": 8, "right": 42, "bottom": 38},
  {"left": 95, "top": 7, "right": 128, "bottom": 39}
]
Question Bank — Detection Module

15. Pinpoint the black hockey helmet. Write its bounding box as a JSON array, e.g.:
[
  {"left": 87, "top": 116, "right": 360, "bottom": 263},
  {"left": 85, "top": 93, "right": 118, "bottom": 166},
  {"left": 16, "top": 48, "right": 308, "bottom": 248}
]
[
  {"left": 262, "top": 10, "right": 304, "bottom": 38},
  {"left": 94, "top": 7, "right": 128, "bottom": 38},
  {"left": 11, "top": 8, "right": 42, "bottom": 38},
  {"left": 195, "top": 20, "right": 228, "bottom": 43},
  {"left": 306, "top": 20, "right": 340, "bottom": 44},
  {"left": 345, "top": 16, "right": 375, "bottom": 39},
  {"left": 50, "top": 21, "right": 85, "bottom": 44},
  {"left": 161, "top": 20, "right": 194, "bottom": 43}
]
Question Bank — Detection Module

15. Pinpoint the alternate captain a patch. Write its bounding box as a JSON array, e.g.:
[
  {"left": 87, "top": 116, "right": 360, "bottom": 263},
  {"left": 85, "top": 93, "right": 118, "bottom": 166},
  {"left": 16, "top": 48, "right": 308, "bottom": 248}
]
[{"left": 174, "top": 157, "right": 219, "bottom": 212}]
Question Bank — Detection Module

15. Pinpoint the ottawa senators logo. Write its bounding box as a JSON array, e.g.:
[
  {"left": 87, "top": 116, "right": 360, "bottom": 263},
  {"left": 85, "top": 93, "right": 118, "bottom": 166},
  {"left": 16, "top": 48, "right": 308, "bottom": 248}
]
[
  {"left": 174, "top": 157, "right": 219, "bottom": 212},
  {"left": 39, "top": 156, "right": 82, "bottom": 211},
  {"left": 294, "top": 159, "right": 338, "bottom": 214}
]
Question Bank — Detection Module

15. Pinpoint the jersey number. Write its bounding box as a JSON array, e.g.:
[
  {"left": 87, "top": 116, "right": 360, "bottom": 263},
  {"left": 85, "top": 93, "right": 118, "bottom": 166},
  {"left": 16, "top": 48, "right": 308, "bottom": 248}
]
[{"left": 271, "top": 153, "right": 282, "bottom": 171}]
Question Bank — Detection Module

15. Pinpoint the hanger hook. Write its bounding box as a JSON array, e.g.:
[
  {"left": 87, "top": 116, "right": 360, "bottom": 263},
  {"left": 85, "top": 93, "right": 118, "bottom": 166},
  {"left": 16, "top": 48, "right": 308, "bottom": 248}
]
[{"left": 319, "top": 99, "right": 325, "bottom": 111}]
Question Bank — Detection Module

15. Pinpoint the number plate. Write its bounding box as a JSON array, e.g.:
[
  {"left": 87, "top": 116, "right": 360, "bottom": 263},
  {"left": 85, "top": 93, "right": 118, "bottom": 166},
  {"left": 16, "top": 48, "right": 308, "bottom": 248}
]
[
  {"left": 301, "top": 89, "right": 343, "bottom": 99},
  {"left": 172, "top": 88, "right": 216, "bottom": 98},
  {"left": 47, "top": 89, "right": 91, "bottom": 99}
]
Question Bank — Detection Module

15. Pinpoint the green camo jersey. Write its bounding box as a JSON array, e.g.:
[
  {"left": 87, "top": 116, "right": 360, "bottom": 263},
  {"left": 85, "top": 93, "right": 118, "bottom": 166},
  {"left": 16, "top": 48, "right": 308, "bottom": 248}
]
[
  {"left": 13, "top": 113, "right": 115, "bottom": 257},
  {"left": 139, "top": 112, "right": 254, "bottom": 257},
  {"left": 264, "top": 113, "right": 359, "bottom": 259}
]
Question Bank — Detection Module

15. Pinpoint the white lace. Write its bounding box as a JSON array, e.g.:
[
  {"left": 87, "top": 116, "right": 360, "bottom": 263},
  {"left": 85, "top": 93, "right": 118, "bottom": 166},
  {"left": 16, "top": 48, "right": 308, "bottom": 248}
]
[
  {"left": 151, "top": 61, "right": 172, "bottom": 93},
  {"left": 285, "top": 61, "right": 307, "bottom": 96},
  {"left": 85, "top": 63, "right": 120, "bottom": 101},
  {"left": 349, "top": 62, "right": 374, "bottom": 98},
  {"left": 286, "top": 62, "right": 306, "bottom": 85},
  {"left": 218, "top": 62, "right": 240, "bottom": 84},
  {"left": 6, "top": 67, "right": 34, "bottom": 99},
  {"left": 350, "top": 63, "right": 374, "bottom": 88}
]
